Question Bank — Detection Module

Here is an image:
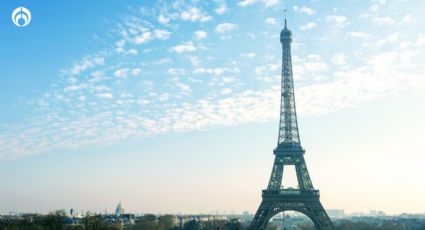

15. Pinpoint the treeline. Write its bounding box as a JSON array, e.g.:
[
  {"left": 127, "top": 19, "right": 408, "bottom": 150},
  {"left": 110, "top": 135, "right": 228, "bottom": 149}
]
[
  {"left": 129, "top": 214, "right": 243, "bottom": 230},
  {"left": 0, "top": 211, "right": 244, "bottom": 230},
  {"left": 129, "top": 215, "right": 242, "bottom": 230},
  {"left": 334, "top": 220, "right": 420, "bottom": 230},
  {"left": 2, "top": 211, "right": 424, "bottom": 230},
  {"left": 0, "top": 210, "right": 121, "bottom": 230}
]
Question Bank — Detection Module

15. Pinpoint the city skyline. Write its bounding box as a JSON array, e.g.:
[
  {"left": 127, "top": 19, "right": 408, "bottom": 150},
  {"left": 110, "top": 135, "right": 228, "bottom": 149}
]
[{"left": 1, "top": 0, "right": 425, "bottom": 216}]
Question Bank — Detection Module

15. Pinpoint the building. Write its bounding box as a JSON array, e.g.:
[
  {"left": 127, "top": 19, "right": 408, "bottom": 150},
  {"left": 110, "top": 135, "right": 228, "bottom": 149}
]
[{"left": 115, "top": 201, "right": 124, "bottom": 217}]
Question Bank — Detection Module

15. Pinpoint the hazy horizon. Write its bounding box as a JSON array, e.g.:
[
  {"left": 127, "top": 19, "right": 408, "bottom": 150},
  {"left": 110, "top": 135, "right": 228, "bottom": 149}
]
[{"left": 1, "top": 0, "right": 425, "bottom": 216}]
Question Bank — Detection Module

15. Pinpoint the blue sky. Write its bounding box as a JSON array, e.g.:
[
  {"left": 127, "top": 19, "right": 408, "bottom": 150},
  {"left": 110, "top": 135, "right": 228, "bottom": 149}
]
[{"left": 1, "top": 0, "right": 425, "bottom": 215}]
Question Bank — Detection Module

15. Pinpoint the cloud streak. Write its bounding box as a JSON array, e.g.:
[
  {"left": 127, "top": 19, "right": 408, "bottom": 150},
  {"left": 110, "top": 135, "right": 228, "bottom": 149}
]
[{"left": 1, "top": 0, "right": 425, "bottom": 160}]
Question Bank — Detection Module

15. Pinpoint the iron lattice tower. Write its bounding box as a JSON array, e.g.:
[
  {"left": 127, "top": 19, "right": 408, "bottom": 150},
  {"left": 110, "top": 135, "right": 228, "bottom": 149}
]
[{"left": 250, "top": 11, "right": 334, "bottom": 230}]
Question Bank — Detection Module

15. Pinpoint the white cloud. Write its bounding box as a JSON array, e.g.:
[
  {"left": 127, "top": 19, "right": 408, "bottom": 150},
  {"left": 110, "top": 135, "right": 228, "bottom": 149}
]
[
  {"left": 326, "top": 15, "right": 349, "bottom": 28},
  {"left": 386, "top": 33, "right": 399, "bottom": 43},
  {"left": 416, "top": 34, "right": 425, "bottom": 46},
  {"left": 192, "top": 67, "right": 239, "bottom": 76},
  {"left": 242, "top": 52, "right": 256, "bottom": 58},
  {"left": 372, "top": 16, "right": 396, "bottom": 25},
  {"left": 304, "top": 61, "right": 329, "bottom": 72},
  {"left": 300, "top": 22, "right": 317, "bottom": 31},
  {"left": 292, "top": 55, "right": 329, "bottom": 75},
  {"left": 126, "top": 49, "right": 138, "bottom": 56},
  {"left": 137, "top": 99, "right": 150, "bottom": 105},
  {"left": 175, "top": 82, "right": 191, "bottom": 92},
  {"left": 262, "top": 0, "right": 279, "bottom": 7},
  {"left": 180, "top": 7, "right": 211, "bottom": 22},
  {"left": 96, "top": 93, "right": 113, "bottom": 99},
  {"left": 215, "top": 5, "right": 227, "bottom": 14},
  {"left": 154, "top": 29, "right": 171, "bottom": 40},
  {"left": 115, "top": 39, "right": 126, "bottom": 53},
  {"left": 64, "top": 56, "right": 105, "bottom": 76},
  {"left": 93, "top": 85, "right": 111, "bottom": 92},
  {"left": 222, "top": 76, "right": 237, "bottom": 83},
  {"left": 238, "top": 0, "right": 279, "bottom": 7},
  {"left": 134, "top": 31, "right": 153, "bottom": 44},
  {"left": 188, "top": 56, "right": 200, "bottom": 66},
  {"left": 221, "top": 88, "right": 233, "bottom": 95},
  {"left": 5, "top": 1, "right": 425, "bottom": 161},
  {"left": 331, "top": 53, "right": 347, "bottom": 65},
  {"left": 170, "top": 42, "right": 197, "bottom": 53},
  {"left": 158, "top": 14, "right": 170, "bottom": 24},
  {"left": 168, "top": 68, "right": 186, "bottom": 76},
  {"left": 4, "top": 40, "right": 425, "bottom": 159},
  {"left": 193, "top": 68, "right": 225, "bottom": 75},
  {"left": 153, "top": 58, "right": 171, "bottom": 65},
  {"left": 91, "top": 71, "right": 104, "bottom": 78},
  {"left": 255, "top": 64, "right": 280, "bottom": 75},
  {"left": 216, "top": 23, "right": 238, "bottom": 33},
  {"left": 159, "top": 93, "right": 170, "bottom": 101},
  {"left": 193, "top": 30, "right": 207, "bottom": 40},
  {"left": 132, "top": 68, "right": 142, "bottom": 76},
  {"left": 369, "top": 0, "right": 387, "bottom": 12},
  {"left": 298, "top": 51, "right": 425, "bottom": 115},
  {"left": 265, "top": 17, "right": 278, "bottom": 25},
  {"left": 346, "top": 31, "right": 371, "bottom": 39},
  {"left": 238, "top": 0, "right": 256, "bottom": 7},
  {"left": 64, "top": 84, "right": 86, "bottom": 92},
  {"left": 401, "top": 14, "right": 415, "bottom": 24},
  {"left": 307, "top": 54, "right": 321, "bottom": 61},
  {"left": 114, "top": 68, "right": 129, "bottom": 78},
  {"left": 376, "top": 33, "right": 400, "bottom": 46},
  {"left": 294, "top": 6, "right": 316, "bottom": 15}
]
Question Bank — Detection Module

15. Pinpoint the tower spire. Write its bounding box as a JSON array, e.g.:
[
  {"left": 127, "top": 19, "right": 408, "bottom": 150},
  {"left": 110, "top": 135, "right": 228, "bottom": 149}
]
[{"left": 284, "top": 9, "right": 287, "bottom": 28}]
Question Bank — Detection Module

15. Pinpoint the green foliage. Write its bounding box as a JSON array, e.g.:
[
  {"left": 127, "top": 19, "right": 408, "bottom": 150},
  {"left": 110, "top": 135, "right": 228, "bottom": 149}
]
[
  {"left": 182, "top": 220, "right": 200, "bottom": 230},
  {"left": 130, "top": 214, "right": 176, "bottom": 230},
  {"left": 158, "top": 215, "right": 176, "bottom": 230},
  {"left": 0, "top": 210, "right": 122, "bottom": 230},
  {"left": 44, "top": 210, "right": 67, "bottom": 230},
  {"left": 4, "top": 213, "right": 423, "bottom": 230},
  {"left": 83, "top": 213, "right": 121, "bottom": 230},
  {"left": 335, "top": 220, "right": 405, "bottom": 230}
]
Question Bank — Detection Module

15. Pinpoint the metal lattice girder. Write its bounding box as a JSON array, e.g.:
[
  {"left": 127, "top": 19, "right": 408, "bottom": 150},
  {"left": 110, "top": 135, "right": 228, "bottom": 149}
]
[
  {"left": 250, "top": 13, "right": 334, "bottom": 230},
  {"left": 277, "top": 26, "right": 301, "bottom": 147},
  {"left": 251, "top": 192, "right": 333, "bottom": 230}
]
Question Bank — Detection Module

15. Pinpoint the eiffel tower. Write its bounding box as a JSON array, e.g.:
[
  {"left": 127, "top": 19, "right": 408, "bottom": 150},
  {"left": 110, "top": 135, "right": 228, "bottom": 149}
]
[{"left": 250, "top": 11, "right": 334, "bottom": 230}]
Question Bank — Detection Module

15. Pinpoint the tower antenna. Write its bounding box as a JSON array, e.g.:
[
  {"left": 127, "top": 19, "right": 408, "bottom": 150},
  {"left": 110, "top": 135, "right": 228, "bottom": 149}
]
[{"left": 284, "top": 9, "right": 287, "bottom": 28}]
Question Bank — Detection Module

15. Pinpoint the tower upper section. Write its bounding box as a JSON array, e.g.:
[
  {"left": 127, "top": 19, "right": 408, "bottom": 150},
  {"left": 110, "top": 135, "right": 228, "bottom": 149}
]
[
  {"left": 280, "top": 10, "right": 292, "bottom": 43},
  {"left": 276, "top": 11, "right": 302, "bottom": 152}
]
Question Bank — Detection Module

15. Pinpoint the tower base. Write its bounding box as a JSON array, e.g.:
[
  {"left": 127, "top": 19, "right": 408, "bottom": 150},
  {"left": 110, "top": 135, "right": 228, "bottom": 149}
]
[{"left": 250, "top": 190, "right": 334, "bottom": 230}]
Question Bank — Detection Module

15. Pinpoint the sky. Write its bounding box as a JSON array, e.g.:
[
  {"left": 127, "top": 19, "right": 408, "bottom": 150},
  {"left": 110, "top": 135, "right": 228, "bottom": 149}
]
[{"left": 1, "top": 0, "right": 425, "bottom": 215}]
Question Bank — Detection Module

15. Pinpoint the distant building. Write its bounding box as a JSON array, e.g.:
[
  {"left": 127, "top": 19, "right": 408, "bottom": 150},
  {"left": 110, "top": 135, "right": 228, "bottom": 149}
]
[
  {"left": 115, "top": 201, "right": 124, "bottom": 216},
  {"left": 241, "top": 211, "right": 253, "bottom": 222},
  {"left": 326, "top": 209, "right": 346, "bottom": 218},
  {"left": 351, "top": 212, "right": 365, "bottom": 217},
  {"left": 369, "top": 210, "right": 386, "bottom": 217}
]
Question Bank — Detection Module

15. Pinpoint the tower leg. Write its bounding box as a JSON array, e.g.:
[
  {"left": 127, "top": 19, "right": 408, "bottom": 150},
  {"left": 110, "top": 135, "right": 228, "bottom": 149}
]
[
  {"left": 250, "top": 201, "right": 271, "bottom": 230},
  {"left": 249, "top": 197, "right": 334, "bottom": 230}
]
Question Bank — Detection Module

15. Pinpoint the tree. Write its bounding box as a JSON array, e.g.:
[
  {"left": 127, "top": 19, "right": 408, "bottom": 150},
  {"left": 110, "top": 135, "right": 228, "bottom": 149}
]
[
  {"left": 82, "top": 213, "right": 121, "bottom": 230},
  {"left": 44, "top": 210, "right": 66, "bottom": 230},
  {"left": 223, "top": 218, "right": 243, "bottom": 230},
  {"left": 183, "top": 220, "right": 200, "bottom": 230},
  {"left": 131, "top": 214, "right": 160, "bottom": 230},
  {"left": 158, "top": 215, "right": 176, "bottom": 230}
]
